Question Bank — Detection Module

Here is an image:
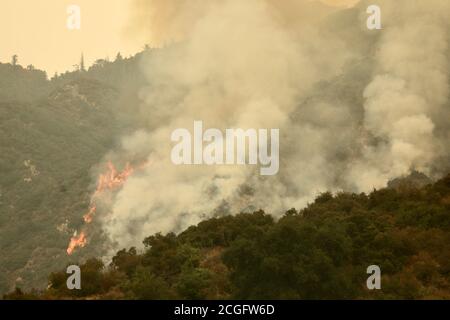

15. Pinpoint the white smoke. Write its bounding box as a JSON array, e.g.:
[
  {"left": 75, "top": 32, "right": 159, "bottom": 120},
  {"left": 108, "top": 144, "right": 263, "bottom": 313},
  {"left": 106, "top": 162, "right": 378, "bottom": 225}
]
[
  {"left": 347, "top": 0, "right": 450, "bottom": 190},
  {"left": 98, "top": 0, "right": 450, "bottom": 253}
]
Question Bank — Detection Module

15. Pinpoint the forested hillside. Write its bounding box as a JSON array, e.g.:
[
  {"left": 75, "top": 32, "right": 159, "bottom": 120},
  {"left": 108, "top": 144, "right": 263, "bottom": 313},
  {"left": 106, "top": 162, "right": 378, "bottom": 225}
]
[
  {"left": 5, "top": 173, "right": 450, "bottom": 300},
  {"left": 1, "top": 46, "right": 449, "bottom": 300},
  {"left": 0, "top": 52, "right": 149, "bottom": 294}
]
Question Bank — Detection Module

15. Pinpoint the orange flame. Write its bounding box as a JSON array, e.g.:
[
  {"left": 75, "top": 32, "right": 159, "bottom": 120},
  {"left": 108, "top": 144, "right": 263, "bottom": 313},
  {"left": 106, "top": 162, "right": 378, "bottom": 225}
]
[
  {"left": 66, "top": 161, "right": 138, "bottom": 255},
  {"left": 83, "top": 205, "right": 96, "bottom": 224},
  {"left": 67, "top": 232, "right": 87, "bottom": 255},
  {"left": 93, "top": 161, "right": 134, "bottom": 198}
]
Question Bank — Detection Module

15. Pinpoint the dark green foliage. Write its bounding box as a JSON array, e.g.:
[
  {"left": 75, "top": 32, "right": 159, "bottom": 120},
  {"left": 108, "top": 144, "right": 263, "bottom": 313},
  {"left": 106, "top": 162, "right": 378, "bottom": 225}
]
[
  {"left": 128, "top": 267, "right": 175, "bottom": 300},
  {"left": 8, "top": 174, "right": 450, "bottom": 300},
  {"left": 178, "top": 210, "right": 274, "bottom": 248},
  {"left": 111, "top": 247, "right": 141, "bottom": 277}
]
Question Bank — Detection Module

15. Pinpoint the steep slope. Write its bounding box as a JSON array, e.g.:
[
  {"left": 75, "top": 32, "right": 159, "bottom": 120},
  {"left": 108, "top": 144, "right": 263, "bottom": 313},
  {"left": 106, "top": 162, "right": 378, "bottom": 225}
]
[
  {"left": 0, "top": 78, "right": 119, "bottom": 293},
  {"left": 0, "top": 50, "right": 152, "bottom": 294}
]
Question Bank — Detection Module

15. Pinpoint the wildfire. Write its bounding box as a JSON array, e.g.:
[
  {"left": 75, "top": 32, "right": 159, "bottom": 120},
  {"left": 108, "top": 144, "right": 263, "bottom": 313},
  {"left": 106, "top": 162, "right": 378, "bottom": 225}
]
[
  {"left": 93, "top": 161, "right": 134, "bottom": 197},
  {"left": 83, "top": 205, "right": 96, "bottom": 224},
  {"left": 66, "top": 232, "right": 87, "bottom": 255},
  {"left": 66, "top": 161, "right": 138, "bottom": 255}
]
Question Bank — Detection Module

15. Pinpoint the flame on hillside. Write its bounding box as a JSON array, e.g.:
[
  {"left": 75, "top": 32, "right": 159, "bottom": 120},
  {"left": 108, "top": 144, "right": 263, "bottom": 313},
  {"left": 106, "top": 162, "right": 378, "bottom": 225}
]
[
  {"left": 93, "top": 161, "right": 134, "bottom": 197},
  {"left": 66, "top": 161, "right": 138, "bottom": 255},
  {"left": 83, "top": 205, "right": 96, "bottom": 224},
  {"left": 66, "top": 232, "right": 87, "bottom": 255}
]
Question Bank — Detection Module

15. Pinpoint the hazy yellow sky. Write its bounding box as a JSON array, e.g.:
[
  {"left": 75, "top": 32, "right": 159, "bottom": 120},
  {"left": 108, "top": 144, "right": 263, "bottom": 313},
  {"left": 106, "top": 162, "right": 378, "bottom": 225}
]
[
  {"left": 320, "top": 0, "right": 359, "bottom": 6},
  {"left": 0, "top": 0, "right": 142, "bottom": 75},
  {"left": 0, "top": 0, "right": 358, "bottom": 76}
]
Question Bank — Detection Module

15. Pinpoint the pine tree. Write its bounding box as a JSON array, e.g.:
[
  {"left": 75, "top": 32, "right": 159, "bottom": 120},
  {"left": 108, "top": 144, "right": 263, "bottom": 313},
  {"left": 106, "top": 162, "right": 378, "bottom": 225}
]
[
  {"left": 80, "top": 53, "right": 85, "bottom": 72},
  {"left": 11, "top": 54, "right": 18, "bottom": 66}
]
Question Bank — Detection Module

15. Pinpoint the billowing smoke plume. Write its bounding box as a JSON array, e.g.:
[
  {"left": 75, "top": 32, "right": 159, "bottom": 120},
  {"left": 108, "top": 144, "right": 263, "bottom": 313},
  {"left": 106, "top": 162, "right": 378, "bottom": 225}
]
[
  {"left": 347, "top": 0, "right": 450, "bottom": 190},
  {"left": 97, "top": 0, "right": 450, "bottom": 254}
]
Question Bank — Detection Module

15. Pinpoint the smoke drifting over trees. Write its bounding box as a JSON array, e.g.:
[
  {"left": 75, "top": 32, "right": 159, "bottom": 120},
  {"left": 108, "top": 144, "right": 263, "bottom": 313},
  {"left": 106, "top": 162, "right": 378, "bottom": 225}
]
[
  {"left": 1, "top": 0, "right": 450, "bottom": 297},
  {"left": 88, "top": 0, "right": 450, "bottom": 254}
]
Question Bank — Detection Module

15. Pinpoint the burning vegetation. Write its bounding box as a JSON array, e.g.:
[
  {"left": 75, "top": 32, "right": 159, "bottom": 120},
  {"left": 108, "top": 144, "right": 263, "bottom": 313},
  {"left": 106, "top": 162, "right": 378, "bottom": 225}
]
[
  {"left": 66, "top": 232, "right": 87, "bottom": 255},
  {"left": 66, "top": 161, "right": 136, "bottom": 255}
]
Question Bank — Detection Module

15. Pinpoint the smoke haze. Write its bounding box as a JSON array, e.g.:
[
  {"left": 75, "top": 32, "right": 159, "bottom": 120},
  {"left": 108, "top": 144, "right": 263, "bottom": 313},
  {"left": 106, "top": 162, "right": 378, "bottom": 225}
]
[{"left": 97, "top": 0, "right": 450, "bottom": 254}]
